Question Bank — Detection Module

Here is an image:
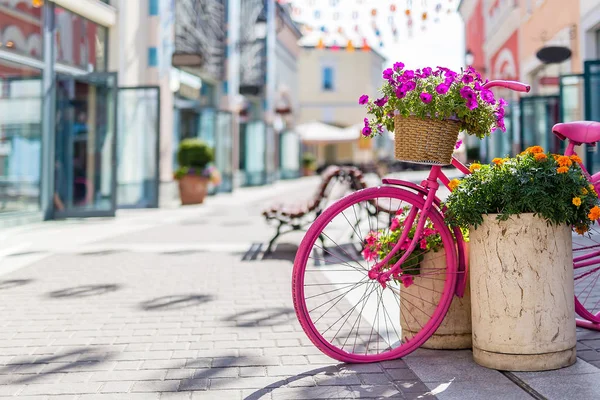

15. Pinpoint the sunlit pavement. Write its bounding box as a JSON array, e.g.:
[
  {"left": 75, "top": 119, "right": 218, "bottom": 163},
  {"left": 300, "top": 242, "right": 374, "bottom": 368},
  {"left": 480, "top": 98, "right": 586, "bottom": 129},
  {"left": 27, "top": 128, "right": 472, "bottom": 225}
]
[{"left": 0, "top": 173, "right": 599, "bottom": 399}]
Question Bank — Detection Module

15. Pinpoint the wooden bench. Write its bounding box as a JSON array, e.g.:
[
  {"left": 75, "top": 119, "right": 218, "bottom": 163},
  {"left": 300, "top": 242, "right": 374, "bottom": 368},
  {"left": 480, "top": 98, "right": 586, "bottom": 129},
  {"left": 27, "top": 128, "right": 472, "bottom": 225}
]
[{"left": 262, "top": 166, "right": 369, "bottom": 254}]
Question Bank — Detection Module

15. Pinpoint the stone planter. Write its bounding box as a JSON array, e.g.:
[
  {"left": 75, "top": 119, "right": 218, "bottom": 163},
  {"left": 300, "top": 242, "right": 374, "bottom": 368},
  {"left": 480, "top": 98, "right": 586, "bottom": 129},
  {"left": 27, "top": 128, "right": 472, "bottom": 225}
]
[
  {"left": 178, "top": 175, "right": 209, "bottom": 205},
  {"left": 400, "top": 247, "right": 472, "bottom": 349},
  {"left": 470, "top": 213, "right": 576, "bottom": 371}
]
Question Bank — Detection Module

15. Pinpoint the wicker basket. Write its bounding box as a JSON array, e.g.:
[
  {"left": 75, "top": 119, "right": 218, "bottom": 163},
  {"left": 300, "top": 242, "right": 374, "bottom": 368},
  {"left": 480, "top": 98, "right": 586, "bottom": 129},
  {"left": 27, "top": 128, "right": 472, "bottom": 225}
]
[{"left": 394, "top": 115, "right": 461, "bottom": 165}]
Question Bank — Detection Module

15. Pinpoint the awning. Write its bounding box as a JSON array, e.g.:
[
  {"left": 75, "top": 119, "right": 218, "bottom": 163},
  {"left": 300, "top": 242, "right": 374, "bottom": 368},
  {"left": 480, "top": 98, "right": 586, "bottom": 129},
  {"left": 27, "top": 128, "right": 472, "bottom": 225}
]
[{"left": 297, "top": 121, "right": 360, "bottom": 144}]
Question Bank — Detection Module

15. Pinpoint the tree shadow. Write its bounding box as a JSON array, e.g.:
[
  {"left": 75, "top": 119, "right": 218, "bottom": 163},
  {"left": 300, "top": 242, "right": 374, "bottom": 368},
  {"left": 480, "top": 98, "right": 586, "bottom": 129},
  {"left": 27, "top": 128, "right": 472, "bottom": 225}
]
[
  {"left": 48, "top": 284, "right": 121, "bottom": 298},
  {"left": 262, "top": 243, "right": 298, "bottom": 262},
  {"left": 0, "top": 347, "right": 113, "bottom": 385},
  {"left": 222, "top": 307, "right": 295, "bottom": 328},
  {"left": 0, "top": 279, "right": 33, "bottom": 290},
  {"left": 139, "top": 294, "right": 213, "bottom": 311}
]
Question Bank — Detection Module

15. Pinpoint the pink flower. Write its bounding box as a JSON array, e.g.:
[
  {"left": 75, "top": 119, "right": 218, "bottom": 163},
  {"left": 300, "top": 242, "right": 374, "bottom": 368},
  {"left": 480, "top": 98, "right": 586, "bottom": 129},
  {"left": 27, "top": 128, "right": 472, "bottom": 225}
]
[
  {"left": 359, "top": 95, "right": 369, "bottom": 105},
  {"left": 382, "top": 68, "right": 394, "bottom": 80},
  {"left": 420, "top": 239, "right": 428, "bottom": 250},
  {"left": 481, "top": 89, "right": 496, "bottom": 105},
  {"left": 393, "top": 62, "right": 405, "bottom": 71},
  {"left": 362, "top": 247, "right": 378, "bottom": 262},
  {"left": 455, "top": 139, "right": 463, "bottom": 149},
  {"left": 390, "top": 218, "right": 400, "bottom": 231},
  {"left": 420, "top": 92, "right": 432, "bottom": 104},
  {"left": 435, "top": 84, "right": 449, "bottom": 95},
  {"left": 462, "top": 74, "right": 474, "bottom": 84},
  {"left": 365, "top": 231, "right": 378, "bottom": 245},
  {"left": 403, "top": 70, "right": 415, "bottom": 80},
  {"left": 401, "top": 274, "right": 414, "bottom": 288},
  {"left": 424, "top": 228, "right": 436, "bottom": 236},
  {"left": 362, "top": 126, "right": 372, "bottom": 136}
]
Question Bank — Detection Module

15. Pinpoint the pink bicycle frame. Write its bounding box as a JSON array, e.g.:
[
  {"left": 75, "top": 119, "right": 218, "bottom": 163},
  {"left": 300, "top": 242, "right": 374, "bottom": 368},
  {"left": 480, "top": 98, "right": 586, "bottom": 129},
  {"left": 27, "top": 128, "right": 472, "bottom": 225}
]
[{"left": 367, "top": 79, "right": 531, "bottom": 297}]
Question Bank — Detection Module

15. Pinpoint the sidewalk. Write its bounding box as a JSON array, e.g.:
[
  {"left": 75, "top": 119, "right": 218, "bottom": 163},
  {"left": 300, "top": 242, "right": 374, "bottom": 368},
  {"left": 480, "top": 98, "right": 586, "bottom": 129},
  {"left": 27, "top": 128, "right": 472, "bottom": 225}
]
[{"left": 0, "top": 173, "right": 598, "bottom": 399}]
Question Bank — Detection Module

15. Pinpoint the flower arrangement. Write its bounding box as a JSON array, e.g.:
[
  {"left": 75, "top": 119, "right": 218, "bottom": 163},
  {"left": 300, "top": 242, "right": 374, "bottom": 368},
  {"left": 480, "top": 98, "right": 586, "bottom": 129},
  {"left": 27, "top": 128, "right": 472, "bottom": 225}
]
[
  {"left": 362, "top": 208, "right": 448, "bottom": 288},
  {"left": 359, "top": 63, "right": 507, "bottom": 139},
  {"left": 445, "top": 146, "right": 600, "bottom": 234},
  {"left": 174, "top": 138, "right": 220, "bottom": 185}
]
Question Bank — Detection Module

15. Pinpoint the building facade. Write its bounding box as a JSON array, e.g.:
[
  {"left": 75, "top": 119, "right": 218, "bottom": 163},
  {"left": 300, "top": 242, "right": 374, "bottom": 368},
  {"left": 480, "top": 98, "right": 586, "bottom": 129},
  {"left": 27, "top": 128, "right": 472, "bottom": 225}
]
[
  {"left": 297, "top": 45, "right": 387, "bottom": 167},
  {"left": 0, "top": 0, "right": 301, "bottom": 228}
]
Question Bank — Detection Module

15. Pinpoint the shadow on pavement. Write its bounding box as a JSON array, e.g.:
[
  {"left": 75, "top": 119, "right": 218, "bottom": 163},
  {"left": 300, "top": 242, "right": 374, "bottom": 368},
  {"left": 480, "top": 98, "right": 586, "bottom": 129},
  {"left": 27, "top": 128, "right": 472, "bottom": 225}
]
[
  {"left": 0, "top": 279, "right": 33, "bottom": 290},
  {"left": 48, "top": 284, "right": 121, "bottom": 298},
  {"left": 262, "top": 243, "right": 298, "bottom": 262},
  {"left": 139, "top": 294, "right": 213, "bottom": 311},
  {"left": 0, "top": 347, "right": 113, "bottom": 385},
  {"left": 222, "top": 307, "right": 295, "bottom": 328}
]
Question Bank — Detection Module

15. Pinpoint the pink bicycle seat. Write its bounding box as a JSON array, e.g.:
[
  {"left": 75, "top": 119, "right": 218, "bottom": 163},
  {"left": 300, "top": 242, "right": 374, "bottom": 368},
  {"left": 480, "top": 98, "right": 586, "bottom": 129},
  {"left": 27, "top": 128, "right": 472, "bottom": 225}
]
[{"left": 552, "top": 121, "right": 600, "bottom": 145}]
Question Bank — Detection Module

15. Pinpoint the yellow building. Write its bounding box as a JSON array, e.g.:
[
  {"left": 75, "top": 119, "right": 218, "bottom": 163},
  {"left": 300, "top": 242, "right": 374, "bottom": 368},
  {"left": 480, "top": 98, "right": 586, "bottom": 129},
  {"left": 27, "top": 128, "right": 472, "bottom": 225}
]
[{"left": 297, "top": 44, "right": 387, "bottom": 167}]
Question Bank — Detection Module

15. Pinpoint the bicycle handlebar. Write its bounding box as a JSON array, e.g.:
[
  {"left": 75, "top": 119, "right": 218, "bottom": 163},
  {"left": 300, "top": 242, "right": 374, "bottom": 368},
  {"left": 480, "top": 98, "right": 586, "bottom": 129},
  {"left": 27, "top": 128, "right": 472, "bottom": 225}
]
[{"left": 483, "top": 80, "right": 531, "bottom": 93}]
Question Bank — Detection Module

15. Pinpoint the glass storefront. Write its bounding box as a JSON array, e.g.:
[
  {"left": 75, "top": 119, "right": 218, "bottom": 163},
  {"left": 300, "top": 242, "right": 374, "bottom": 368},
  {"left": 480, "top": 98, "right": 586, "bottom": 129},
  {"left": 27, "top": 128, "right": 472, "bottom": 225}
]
[
  {"left": 0, "top": 60, "right": 43, "bottom": 213},
  {"left": 279, "top": 130, "right": 300, "bottom": 179},
  {"left": 117, "top": 87, "right": 160, "bottom": 208},
  {"left": 54, "top": 6, "right": 108, "bottom": 72}
]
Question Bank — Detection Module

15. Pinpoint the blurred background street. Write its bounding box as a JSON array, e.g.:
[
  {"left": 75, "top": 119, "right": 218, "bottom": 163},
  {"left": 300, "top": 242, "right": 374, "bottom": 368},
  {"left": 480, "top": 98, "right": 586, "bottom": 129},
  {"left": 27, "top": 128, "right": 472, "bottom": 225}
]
[{"left": 1, "top": 0, "right": 600, "bottom": 398}]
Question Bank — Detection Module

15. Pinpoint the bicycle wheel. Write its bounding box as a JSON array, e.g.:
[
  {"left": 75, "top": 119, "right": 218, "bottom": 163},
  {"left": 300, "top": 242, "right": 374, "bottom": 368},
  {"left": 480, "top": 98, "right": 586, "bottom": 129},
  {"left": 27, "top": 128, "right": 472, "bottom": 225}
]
[
  {"left": 573, "top": 221, "right": 600, "bottom": 323},
  {"left": 292, "top": 186, "right": 458, "bottom": 363}
]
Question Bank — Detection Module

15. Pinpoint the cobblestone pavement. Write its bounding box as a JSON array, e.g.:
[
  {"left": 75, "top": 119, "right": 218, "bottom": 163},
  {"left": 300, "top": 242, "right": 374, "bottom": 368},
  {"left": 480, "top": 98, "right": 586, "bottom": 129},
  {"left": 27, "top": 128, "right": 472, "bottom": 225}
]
[{"left": 0, "top": 175, "right": 599, "bottom": 399}]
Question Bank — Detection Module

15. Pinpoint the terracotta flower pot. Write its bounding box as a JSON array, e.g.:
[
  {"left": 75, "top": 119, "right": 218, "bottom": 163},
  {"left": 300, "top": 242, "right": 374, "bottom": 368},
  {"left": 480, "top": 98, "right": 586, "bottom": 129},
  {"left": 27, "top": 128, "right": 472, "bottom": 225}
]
[
  {"left": 302, "top": 167, "right": 315, "bottom": 176},
  {"left": 400, "top": 247, "right": 472, "bottom": 349},
  {"left": 178, "top": 175, "right": 209, "bottom": 205}
]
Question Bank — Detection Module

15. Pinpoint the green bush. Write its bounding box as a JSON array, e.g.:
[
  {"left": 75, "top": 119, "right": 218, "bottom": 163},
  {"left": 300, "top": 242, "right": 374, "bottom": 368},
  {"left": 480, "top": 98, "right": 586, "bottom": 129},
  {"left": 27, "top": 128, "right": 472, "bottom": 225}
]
[
  {"left": 302, "top": 152, "right": 316, "bottom": 168},
  {"left": 445, "top": 146, "right": 600, "bottom": 234},
  {"left": 177, "top": 138, "right": 214, "bottom": 168},
  {"left": 174, "top": 139, "right": 214, "bottom": 180}
]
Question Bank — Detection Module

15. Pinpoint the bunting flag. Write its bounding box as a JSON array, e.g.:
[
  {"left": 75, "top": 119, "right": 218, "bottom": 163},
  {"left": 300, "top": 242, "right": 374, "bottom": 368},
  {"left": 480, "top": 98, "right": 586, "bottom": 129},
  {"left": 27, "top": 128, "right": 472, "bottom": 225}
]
[{"left": 347, "top": 40, "right": 355, "bottom": 52}]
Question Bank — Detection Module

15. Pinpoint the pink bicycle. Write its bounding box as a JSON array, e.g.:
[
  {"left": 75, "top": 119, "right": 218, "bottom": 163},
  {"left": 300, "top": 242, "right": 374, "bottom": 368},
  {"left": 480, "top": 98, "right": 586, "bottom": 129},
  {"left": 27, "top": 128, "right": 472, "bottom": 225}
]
[{"left": 292, "top": 79, "right": 600, "bottom": 363}]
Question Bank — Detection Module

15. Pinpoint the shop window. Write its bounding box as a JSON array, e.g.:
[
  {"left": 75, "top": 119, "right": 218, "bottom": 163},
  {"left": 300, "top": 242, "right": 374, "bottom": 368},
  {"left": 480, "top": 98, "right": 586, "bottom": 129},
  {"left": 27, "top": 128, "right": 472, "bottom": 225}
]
[
  {"left": 322, "top": 66, "right": 335, "bottom": 91},
  {"left": 149, "top": 0, "right": 159, "bottom": 15},
  {"left": 148, "top": 47, "right": 158, "bottom": 67}
]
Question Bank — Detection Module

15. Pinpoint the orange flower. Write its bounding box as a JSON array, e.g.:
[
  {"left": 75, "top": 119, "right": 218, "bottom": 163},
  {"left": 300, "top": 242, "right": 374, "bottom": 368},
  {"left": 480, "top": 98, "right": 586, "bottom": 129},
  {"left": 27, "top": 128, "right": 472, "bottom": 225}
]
[
  {"left": 529, "top": 146, "right": 544, "bottom": 154},
  {"left": 557, "top": 156, "right": 573, "bottom": 167},
  {"left": 589, "top": 206, "right": 600, "bottom": 221},
  {"left": 575, "top": 225, "right": 589, "bottom": 235},
  {"left": 570, "top": 154, "right": 583, "bottom": 164},
  {"left": 553, "top": 154, "right": 561, "bottom": 161},
  {"left": 469, "top": 163, "right": 481, "bottom": 172},
  {"left": 573, "top": 197, "right": 582, "bottom": 207},
  {"left": 589, "top": 184, "right": 597, "bottom": 195},
  {"left": 534, "top": 153, "right": 547, "bottom": 161},
  {"left": 448, "top": 179, "right": 460, "bottom": 191},
  {"left": 492, "top": 158, "right": 504, "bottom": 166},
  {"left": 557, "top": 166, "right": 569, "bottom": 174},
  {"left": 582, "top": 187, "right": 589, "bottom": 195}
]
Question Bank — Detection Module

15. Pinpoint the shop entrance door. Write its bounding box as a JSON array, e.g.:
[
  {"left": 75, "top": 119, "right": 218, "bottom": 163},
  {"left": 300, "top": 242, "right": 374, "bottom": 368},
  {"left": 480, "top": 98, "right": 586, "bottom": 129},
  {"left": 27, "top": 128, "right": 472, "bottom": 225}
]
[
  {"left": 53, "top": 72, "right": 117, "bottom": 218},
  {"left": 519, "top": 95, "right": 560, "bottom": 154}
]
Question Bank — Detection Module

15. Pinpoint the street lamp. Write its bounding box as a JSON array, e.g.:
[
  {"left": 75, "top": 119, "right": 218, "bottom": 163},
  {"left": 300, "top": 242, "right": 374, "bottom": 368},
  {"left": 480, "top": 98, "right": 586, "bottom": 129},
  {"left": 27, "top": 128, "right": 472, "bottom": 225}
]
[{"left": 465, "top": 49, "right": 474, "bottom": 66}]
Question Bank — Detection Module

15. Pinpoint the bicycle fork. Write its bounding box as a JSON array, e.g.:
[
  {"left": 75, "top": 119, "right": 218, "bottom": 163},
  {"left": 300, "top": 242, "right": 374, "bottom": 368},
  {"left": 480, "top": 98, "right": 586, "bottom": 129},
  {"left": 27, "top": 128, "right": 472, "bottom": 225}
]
[{"left": 367, "top": 167, "right": 442, "bottom": 288}]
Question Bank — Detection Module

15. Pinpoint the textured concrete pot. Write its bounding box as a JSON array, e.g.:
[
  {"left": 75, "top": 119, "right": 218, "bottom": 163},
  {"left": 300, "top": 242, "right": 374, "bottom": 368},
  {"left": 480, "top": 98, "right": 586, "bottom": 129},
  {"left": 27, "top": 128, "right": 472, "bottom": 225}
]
[
  {"left": 178, "top": 175, "right": 209, "bottom": 205},
  {"left": 470, "top": 213, "right": 576, "bottom": 371},
  {"left": 400, "top": 247, "right": 472, "bottom": 349}
]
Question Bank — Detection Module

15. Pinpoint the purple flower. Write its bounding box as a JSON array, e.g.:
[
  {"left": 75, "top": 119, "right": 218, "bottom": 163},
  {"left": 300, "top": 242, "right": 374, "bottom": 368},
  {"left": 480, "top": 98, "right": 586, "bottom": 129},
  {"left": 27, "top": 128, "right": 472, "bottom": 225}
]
[
  {"left": 421, "top": 67, "right": 432, "bottom": 78},
  {"left": 420, "top": 92, "right": 432, "bottom": 104},
  {"left": 362, "top": 126, "right": 372, "bottom": 136},
  {"left": 445, "top": 70, "right": 458, "bottom": 80},
  {"left": 498, "top": 98, "right": 508, "bottom": 108},
  {"left": 460, "top": 86, "right": 475, "bottom": 100},
  {"left": 402, "top": 81, "right": 416, "bottom": 92},
  {"left": 466, "top": 99, "right": 478, "bottom": 110},
  {"left": 481, "top": 89, "right": 496, "bottom": 105},
  {"left": 455, "top": 139, "right": 463, "bottom": 149},
  {"left": 403, "top": 70, "right": 415, "bottom": 80},
  {"left": 395, "top": 86, "right": 407, "bottom": 99},
  {"left": 374, "top": 96, "right": 388, "bottom": 107},
  {"left": 462, "top": 74, "right": 474, "bottom": 84},
  {"left": 435, "top": 84, "right": 449, "bottom": 95},
  {"left": 359, "top": 95, "right": 369, "bottom": 105},
  {"left": 383, "top": 68, "right": 394, "bottom": 80},
  {"left": 393, "top": 62, "right": 405, "bottom": 71},
  {"left": 377, "top": 124, "right": 383, "bottom": 132},
  {"left": 363, "top": 117, "right": 369, "bottom": 126},
  {"left": 474, "top": 82, "right": 483, "bottom": 91}
]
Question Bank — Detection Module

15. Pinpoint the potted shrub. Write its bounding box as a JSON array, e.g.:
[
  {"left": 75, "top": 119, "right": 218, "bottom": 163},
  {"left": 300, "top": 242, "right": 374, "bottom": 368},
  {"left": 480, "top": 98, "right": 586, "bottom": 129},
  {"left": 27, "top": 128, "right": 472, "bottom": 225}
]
[
  {"left": 360, "top": 63, "right": 507, "bottom": 165},
  {"left": 302, "top": 152, "right": 317, "bottom": 176},
  {"left": 362, "top": 209, "right": 472, "bottom": 349},
  {"left": 445, "top": 147, "right": 600, "bottom": 371},
  {"left": 174, "top": 138, "right": 218, "bottom": 205}
]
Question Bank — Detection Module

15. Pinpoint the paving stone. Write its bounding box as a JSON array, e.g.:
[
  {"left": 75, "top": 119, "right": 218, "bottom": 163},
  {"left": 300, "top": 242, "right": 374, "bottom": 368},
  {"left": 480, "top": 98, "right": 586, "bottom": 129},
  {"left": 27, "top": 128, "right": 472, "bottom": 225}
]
[
  {"left": 131, "top": 380, "right": 181, "bottom": 392},
  {"left": 20, "top": 383, "right": 103, "bottom": 395},
  {"left": 99, "top": 381, "right": 134, "bottom": 393},
  {"left": 270, "top": 386, "right": 355, "bottom": 399},
  {"left": 193, "top": 390, "right": 242, "bottom": 400},
  {"left": 240, "top": 366, "right": 267, "bottom": 377}
]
